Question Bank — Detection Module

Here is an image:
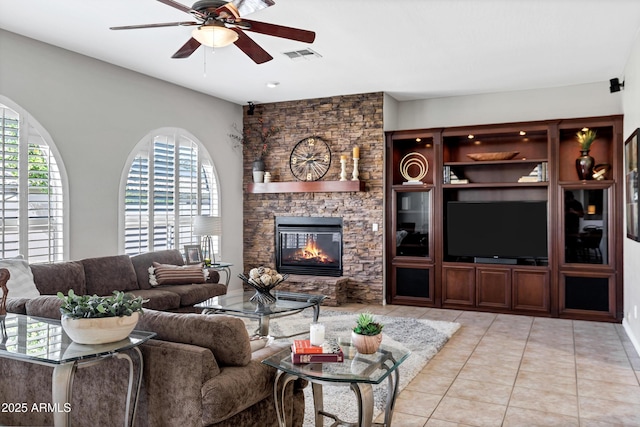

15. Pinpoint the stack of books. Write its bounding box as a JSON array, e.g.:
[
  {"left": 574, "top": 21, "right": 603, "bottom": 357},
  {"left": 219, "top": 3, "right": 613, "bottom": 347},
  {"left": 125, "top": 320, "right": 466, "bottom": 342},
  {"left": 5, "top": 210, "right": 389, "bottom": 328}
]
[
  {"left": 518, "top": 162, "right": 548, "bottom": 182},
  {"left": 443, "top": 166, "right": 469, "bottom": 184},
  {"left": 291, "top": 339, "right": 344, "bottom": 364}
]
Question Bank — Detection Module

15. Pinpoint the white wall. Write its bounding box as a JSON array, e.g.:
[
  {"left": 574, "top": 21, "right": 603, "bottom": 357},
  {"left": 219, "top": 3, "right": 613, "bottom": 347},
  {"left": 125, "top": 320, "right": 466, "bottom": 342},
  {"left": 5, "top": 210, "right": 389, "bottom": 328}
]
[
  {"left": 0, "top": 29, "right": 245, "bottom": 287},
  {"left": 622, "top": 29, "right": 640, "bottom": 354},
  {"left": 393, "top": 82, "right": 622, "bottom": 130}
]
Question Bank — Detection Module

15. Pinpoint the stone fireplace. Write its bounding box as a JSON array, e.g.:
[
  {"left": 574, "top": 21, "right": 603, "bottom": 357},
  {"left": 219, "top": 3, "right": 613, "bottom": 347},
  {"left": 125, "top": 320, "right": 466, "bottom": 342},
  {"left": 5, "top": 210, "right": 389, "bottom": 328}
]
[
  {"left": 275, "top": 216, "right": 343, "bottom": 277},
  {"left": 242, "top": 92, "right": 385, "bottom": 304}
]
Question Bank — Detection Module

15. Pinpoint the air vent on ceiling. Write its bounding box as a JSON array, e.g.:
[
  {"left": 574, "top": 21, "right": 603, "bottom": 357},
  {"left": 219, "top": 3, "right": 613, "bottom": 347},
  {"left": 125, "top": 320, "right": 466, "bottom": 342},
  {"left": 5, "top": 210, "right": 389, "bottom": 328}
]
[{"left": 282, "top": 49, "right": 322, "bottom": 61}]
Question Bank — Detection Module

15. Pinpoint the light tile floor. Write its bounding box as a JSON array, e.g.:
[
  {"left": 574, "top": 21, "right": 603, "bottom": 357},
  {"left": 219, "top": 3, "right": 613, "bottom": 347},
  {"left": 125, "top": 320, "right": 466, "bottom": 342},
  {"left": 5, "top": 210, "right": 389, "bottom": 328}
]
[{"left": 331, "top": 303, "right": 640, "bottom": 427}]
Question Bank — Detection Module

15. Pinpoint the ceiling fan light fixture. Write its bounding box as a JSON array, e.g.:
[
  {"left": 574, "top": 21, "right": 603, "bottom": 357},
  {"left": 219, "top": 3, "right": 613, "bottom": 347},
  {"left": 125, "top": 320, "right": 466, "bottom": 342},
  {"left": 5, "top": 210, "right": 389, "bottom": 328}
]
[{"left": 192, "top": 23, "right": 238, "bottom": 48}]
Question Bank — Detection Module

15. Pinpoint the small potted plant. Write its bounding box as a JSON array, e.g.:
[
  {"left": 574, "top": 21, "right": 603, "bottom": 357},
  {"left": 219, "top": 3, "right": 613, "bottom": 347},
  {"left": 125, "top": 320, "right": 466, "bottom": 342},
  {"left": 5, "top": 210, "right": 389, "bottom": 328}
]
[
  {"left": 57, "top": 290, "right": 147, "bottom": 344},
  {"left": 351, "top": 312, "right": 384, "bottom": 354}
]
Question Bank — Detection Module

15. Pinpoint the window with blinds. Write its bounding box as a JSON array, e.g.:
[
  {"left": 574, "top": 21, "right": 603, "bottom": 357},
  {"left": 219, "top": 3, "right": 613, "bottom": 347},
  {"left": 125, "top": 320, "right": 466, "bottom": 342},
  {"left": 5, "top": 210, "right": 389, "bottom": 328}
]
[
  {"left": 0, "top": 103, "right": 64, "bottom": 263},
  {"left": 123, "top": 131, "right": 218, "bottom": 256}
]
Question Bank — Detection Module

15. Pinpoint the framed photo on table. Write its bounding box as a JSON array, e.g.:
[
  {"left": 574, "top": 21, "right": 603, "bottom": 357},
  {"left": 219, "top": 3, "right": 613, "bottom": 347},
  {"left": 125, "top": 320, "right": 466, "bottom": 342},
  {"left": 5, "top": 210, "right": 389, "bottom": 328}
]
[
  {"left": 625, "top": 128, "right": 639, "bottom": 241},
  {"left": 184, "top": 245, "right": 203, "bottom": 264}
]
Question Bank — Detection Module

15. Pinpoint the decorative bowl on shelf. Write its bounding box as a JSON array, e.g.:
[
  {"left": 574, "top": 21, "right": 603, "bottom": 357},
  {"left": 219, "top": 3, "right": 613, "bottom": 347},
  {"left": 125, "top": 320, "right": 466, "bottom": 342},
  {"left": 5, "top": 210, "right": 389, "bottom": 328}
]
[
  {"left": 466, "top": 151, "right": 519, "bottom": 161},
  {"left": 238, "top": 267, "right": 289, "bottom": 305}
]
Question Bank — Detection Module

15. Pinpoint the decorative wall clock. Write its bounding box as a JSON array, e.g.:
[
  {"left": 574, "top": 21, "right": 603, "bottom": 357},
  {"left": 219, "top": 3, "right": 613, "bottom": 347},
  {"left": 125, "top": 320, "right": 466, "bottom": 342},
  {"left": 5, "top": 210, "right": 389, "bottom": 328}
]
[{"left": 289, "top": 136, "right": 332, "bottom": 181}]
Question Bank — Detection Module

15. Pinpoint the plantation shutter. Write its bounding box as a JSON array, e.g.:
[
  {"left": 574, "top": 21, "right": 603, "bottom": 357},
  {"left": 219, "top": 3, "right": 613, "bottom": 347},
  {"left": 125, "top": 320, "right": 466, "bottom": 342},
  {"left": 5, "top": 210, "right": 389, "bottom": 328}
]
[
  {"left": 1, "top": 104, "right": 64, "bottom": 262},
  {"left": 123, "top": 131, "right": 218, "bottom": 256}
]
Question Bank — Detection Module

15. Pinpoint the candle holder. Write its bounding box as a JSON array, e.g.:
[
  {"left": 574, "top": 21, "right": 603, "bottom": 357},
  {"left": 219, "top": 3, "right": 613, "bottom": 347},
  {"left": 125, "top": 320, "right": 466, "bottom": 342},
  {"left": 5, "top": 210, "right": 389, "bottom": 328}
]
[
  {"left": 352, "top": 157, "right": 360, "bottom": 181},
  {"left": 340, "top": 158, "right": 348, "bottom": 181}
]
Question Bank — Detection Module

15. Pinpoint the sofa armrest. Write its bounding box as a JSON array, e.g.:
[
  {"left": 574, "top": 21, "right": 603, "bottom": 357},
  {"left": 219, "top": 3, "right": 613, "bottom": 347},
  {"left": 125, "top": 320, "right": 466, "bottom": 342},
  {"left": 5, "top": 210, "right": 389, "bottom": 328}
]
[
  {"left": 205, "top": 268, "right": 221, "bottom": 284},
  {"left": 6, "top": 297, "right": 29, "bottom": 314},
  {"left": 24, "top": 295, "right": 63, "bottom": 319},
  {"left": 135, "top": 310, "right": 252, "bottom": 366},
  {"left": 137, "top": 339, "right": 220, "bottom": 427}
]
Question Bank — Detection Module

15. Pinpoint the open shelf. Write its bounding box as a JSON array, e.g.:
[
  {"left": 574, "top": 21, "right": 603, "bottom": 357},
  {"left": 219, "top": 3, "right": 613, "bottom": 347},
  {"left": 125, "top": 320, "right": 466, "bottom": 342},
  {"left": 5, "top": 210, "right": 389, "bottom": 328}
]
[
  {"left": 247, "top": 180, "right": 366, "bottom": 194},
  {"left": 443, "top": 182, "right": 549, "bottom": 189}
]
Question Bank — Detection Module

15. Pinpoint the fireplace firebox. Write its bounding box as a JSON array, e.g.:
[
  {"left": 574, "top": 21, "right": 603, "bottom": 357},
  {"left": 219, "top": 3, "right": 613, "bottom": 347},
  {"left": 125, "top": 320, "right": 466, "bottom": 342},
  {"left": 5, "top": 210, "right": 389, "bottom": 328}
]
[{"left": 275, "top": 217, "right": 343, "bottom": 277}]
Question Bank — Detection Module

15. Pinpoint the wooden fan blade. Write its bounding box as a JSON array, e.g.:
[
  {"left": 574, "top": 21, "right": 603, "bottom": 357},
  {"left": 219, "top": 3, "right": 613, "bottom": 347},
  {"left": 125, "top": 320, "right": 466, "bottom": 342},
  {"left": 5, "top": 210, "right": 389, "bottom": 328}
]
[
  {"left": 172, "top": 37, "right": 202, "bottom": 58},
  {"left": 157, "top": 0, "right": 207, "bottom": 20},
  {"left": 110, "top": 21, "right": 198, "bottom": 30},
  {"left": 239, "top": 19, "right": 315, "bottom": 43},
  {"left": 232, "top": 0, "right": 275, "bottom": 16},
  {"left": 232, "top": 29, "right": 273, "bottom": 64}
]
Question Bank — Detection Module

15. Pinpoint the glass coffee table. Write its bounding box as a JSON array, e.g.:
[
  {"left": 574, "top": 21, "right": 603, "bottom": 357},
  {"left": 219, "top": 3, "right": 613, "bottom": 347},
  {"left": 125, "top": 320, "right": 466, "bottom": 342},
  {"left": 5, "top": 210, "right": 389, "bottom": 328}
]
[
  {"left": 195, "top": 290, "right": 326, "bottom": 337},
  {"left": 262, "top": 341, "right": 410, "bottom": 427}
]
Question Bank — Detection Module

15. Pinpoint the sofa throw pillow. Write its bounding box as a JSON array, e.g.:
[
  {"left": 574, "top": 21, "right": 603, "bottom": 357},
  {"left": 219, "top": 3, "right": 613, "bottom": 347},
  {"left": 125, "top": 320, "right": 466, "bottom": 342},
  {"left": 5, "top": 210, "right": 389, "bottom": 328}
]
[
  {"left": 0, "top": 257, "right": 41, "bottom": 298},
  {"left": 149, "top": 262, "right": 207, "bottom": 286}
]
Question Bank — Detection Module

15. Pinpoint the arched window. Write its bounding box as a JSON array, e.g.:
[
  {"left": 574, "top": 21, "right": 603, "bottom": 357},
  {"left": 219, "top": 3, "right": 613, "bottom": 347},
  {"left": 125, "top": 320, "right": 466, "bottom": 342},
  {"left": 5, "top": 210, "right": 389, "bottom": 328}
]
[
  {"left": 122, "top": 129, "right": 219, "bottom": 256},
  {"left": 0, "top": 100, "right": 65, "bottom": 262}
]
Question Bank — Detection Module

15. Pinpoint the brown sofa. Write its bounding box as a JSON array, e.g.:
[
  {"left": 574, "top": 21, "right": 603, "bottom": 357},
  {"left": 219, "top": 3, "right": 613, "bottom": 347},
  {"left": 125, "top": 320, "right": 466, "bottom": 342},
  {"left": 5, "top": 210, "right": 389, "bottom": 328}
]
[
  {"left": 0, "top": 307, "right": 306, "bottom": 426},
  {"left": 0, "top": 249, "right": 307, "bottom": 426},
  {"left": 6, "top": 249, "right": 226, "bottom": 314}
]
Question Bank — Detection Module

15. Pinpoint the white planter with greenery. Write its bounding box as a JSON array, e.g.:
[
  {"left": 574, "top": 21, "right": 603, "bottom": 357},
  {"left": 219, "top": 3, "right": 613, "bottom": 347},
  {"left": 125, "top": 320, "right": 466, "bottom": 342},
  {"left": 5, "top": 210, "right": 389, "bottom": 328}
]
[{"left": 57, "top": 290, "right": 147, "bottom": 345}]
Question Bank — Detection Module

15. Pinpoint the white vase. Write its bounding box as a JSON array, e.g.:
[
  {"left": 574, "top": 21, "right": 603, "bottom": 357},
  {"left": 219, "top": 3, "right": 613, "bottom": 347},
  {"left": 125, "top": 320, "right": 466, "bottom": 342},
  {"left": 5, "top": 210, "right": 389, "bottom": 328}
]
[
  {"left": 61, "top": 312, "right": 139, "bottom": 345},
  {"left": 252, "top": 171, "right": 265, "bottom": 183}
]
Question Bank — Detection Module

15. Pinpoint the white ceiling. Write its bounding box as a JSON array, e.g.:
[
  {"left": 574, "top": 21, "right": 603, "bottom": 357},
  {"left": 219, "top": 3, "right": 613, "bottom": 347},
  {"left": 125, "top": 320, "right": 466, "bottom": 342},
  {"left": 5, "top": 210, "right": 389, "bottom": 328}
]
[{"left": 2, "top": 0, "right": 640, "bottom": 106}]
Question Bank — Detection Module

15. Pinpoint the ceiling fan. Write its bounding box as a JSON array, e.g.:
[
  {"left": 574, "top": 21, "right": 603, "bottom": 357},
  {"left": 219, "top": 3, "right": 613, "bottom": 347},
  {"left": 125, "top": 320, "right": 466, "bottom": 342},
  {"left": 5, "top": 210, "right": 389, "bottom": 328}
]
[{"left": 110, "top": 0, "right": 316, "bottom": 64}]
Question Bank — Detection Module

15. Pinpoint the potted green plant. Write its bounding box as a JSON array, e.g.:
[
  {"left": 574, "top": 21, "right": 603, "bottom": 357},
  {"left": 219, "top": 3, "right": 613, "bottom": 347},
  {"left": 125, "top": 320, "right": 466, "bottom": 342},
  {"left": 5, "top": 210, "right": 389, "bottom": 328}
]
[
  {"left": 351, "top": 312, "right": 384, "bottom": 354},
  {"left": 57, "top": 290, "right": 148, "bottom": 345}
]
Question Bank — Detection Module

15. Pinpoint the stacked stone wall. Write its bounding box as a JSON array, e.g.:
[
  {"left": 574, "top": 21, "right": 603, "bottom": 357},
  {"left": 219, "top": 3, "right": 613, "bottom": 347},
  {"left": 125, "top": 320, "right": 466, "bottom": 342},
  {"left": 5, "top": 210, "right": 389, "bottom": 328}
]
[{"left": 242, "top": 92, "right": 384, "bottom": 304}]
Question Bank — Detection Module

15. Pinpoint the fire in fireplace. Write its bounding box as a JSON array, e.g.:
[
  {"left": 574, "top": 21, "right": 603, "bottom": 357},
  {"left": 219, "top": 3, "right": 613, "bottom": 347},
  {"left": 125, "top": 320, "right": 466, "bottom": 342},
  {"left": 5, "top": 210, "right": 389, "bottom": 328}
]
[{"left": 275, "top": 217, "right": 343, "bottom": 277}]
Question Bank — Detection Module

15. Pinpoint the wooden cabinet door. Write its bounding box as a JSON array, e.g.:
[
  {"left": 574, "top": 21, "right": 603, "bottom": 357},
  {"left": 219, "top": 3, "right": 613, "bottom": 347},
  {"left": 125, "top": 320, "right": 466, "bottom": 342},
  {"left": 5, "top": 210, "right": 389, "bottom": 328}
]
[
  {"left": 442, "top": 265, "right": 475, "bottom": 306},
  {"left": 512, "top": 269, "right": 550, "bottom": 313},
  {"left": 477, "top": 267, "right": 511, "bottom": 309}
]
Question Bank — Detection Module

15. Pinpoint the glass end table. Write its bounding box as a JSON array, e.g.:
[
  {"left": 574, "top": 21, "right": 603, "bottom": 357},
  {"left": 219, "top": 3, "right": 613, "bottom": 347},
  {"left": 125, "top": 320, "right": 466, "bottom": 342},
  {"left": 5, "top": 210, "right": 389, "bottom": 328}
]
[
  {"left": 0, "top": 313, "right": 155, "bottom": 427},
  {"left": 262, "top": 341, "right": 410, "bottom": 427}
]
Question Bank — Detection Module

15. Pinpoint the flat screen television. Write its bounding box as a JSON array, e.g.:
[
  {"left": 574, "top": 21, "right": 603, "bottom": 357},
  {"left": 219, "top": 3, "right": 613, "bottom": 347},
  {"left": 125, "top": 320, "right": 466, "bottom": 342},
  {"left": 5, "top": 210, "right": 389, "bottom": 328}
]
[{"left": 446, "top": 201, "right": 548, "bottom": 261}]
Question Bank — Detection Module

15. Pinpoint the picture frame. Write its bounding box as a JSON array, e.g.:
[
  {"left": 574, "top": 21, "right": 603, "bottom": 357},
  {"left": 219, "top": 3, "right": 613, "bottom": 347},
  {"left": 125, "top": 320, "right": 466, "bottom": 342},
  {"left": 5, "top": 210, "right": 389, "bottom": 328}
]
[
  {"left": 625, "top": 128, "right": 639, "bottom": 241},
  {"left": 184, "top": 245, "right": 203, "bottom": 264}
]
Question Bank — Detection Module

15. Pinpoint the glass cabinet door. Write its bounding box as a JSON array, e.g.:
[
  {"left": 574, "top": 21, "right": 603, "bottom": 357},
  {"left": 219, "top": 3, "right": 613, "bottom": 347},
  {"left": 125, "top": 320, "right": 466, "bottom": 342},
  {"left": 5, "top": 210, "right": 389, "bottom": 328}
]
[
  {"left": 563, "top": 188, "right": 609, "bottom": 265},
  {"left": 395, "top": 190, "right": 430, "bottom": 257}
]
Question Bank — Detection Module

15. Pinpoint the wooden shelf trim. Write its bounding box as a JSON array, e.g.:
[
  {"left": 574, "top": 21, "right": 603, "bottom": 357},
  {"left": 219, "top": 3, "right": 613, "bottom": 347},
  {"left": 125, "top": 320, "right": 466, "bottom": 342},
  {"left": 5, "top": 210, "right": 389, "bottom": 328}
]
[
  {"left": 443, "top": 182, "right": 549, "bottom": 189},
  {"left": 445, "top": 158, "right": 547, "bottom": 167},
  {"left": 247, "top": 180, "right": 366, "bottom": 194}
]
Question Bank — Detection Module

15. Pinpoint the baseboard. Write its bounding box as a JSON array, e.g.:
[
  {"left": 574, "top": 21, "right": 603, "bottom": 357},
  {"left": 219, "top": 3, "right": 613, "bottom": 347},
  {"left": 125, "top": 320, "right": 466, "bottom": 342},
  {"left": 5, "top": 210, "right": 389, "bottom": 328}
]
[{"left": 622, "top": 318, "right": 640, "bottom": 358}]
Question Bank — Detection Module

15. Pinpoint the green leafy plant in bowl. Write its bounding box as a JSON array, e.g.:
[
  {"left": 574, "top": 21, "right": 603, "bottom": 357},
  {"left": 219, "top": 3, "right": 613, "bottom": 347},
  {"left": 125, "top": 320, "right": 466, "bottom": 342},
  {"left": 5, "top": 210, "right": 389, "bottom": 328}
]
[
  {"left": 57, "top": 289, "right": 147, "bottom": 318},
  {"left": 351, "top": 312, "right": 384, "bottom": 354},
  {"left": 57, "top": 290, "right": 148, "bottom": 345}
]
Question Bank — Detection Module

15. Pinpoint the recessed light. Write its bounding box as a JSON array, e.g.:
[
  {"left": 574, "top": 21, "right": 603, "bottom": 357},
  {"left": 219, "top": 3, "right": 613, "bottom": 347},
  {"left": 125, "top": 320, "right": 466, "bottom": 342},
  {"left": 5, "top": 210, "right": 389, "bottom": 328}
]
[
  {"left": 468, "top": 134, "right": 474, "bottom": 139},
  {"left": 416, "top": 138, "right": 422, "bottom": 142},
  {"left": 519, "top": 131, "right": 526, "bottom": 136},
  {"left": 266, "top": 82, "right": 280, "bottom": 88}
]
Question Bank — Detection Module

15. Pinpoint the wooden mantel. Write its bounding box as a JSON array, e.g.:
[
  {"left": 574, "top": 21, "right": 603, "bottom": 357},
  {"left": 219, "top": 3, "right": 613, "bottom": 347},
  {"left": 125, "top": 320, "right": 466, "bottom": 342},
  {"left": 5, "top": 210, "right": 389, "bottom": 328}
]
[{"left": 247, "top": 180, "right": 366, "bottom": 194}]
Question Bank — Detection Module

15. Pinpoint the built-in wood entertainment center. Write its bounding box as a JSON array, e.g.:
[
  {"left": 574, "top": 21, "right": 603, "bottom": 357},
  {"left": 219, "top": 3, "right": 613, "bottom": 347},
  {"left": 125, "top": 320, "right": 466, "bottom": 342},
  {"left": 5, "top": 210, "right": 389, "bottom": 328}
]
[{"left": 385, "top": 115, "right": 623, "bottom": 322}]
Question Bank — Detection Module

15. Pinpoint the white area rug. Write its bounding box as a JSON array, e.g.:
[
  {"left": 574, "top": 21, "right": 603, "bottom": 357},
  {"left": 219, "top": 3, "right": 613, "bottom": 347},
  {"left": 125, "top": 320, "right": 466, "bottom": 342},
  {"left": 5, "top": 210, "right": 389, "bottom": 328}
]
[{"left": 266, "top": 310, "right": 460, "bottom": 426}]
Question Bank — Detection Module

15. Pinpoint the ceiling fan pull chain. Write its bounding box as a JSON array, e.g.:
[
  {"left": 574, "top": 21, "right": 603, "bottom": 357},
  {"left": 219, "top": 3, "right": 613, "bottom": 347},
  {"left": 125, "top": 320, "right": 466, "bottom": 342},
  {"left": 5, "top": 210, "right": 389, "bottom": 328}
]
[{"left": 203, "top": 47, "right": 207, "bottom": 77}]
